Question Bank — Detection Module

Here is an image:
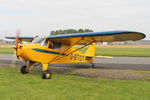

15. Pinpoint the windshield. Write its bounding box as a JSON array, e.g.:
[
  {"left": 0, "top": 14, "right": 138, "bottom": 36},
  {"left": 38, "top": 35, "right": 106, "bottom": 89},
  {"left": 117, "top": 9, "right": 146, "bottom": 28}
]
[
  {"left": 32, "top": 37, "right": 48, "bottom": 47},
  {"left": 32, "top": 37, "right": 45, "bottom": 44}
]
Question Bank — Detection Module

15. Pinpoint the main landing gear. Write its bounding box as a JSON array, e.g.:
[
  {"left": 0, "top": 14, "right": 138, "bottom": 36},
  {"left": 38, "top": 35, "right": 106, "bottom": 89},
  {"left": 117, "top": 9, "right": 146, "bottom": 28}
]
[
  {"left": 20, "top": 62, "right": 34, "bottom": 74},
  {"left": 42, "top": 70, "right": 52, "bottom": 79},
  {"left": 20, "top": 62, "right": 52, "bottom": 79},
  {"left": 41, "top": 64, "right": 52, "bottom": 79},
  {"left": 20, "top": 65, "right": 28, "bottom": 74}
]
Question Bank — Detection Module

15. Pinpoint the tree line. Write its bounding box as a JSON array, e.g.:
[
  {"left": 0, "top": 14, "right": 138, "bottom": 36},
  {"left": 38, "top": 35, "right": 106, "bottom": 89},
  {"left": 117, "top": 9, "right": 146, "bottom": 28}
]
[{"left": 50, "top": 29, "right": 94, "bottom": 35}]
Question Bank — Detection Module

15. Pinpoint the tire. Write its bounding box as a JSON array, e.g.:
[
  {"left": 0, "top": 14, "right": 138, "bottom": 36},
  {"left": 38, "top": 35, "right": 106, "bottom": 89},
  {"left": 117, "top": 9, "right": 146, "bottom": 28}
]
[
  {"left": 92, "top": 63, "right": 95, "bottom": 68},
  {"left": 42, "top": 70, "right": 52, "bottom": 79},
  {"left": 20, "top": 65, "right": 28, "bottom": 74}
]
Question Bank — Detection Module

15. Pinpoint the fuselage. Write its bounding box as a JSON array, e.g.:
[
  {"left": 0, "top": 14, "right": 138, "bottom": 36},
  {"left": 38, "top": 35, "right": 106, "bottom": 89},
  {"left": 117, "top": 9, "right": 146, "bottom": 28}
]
[{"left": 16, "top": 37, "right": 93, "bottom": 64}]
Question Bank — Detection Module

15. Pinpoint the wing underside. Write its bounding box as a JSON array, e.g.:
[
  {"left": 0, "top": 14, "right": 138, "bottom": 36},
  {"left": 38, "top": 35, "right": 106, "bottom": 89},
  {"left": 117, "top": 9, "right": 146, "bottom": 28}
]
[
  {"left": 5, "top": 31, "right": 146, "bottom": 44},
  {"left": 5, "top": 37, "right": 34, "bottom": 42},
  {"left": 48, "top": 31, "right": 146, "bottom": 45}
]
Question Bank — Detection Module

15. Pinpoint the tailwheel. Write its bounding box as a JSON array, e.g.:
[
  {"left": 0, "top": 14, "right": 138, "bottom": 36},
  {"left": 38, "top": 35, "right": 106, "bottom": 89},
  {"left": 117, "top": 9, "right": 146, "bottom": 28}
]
[
  {"left": 92, "top": 63, "right": 95, "bottom": 68},
  {"left": 42, "top": 70, "right": 52, "bottom": 79},
  {"left": 20, "top": 65, "right": 29, "bottom": 74}
]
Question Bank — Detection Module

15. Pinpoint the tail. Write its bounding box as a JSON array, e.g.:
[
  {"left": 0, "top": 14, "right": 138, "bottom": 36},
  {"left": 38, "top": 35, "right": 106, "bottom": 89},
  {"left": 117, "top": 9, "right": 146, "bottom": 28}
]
[{"left": 84, "top": 43, "right": 95, "bottom": 62}]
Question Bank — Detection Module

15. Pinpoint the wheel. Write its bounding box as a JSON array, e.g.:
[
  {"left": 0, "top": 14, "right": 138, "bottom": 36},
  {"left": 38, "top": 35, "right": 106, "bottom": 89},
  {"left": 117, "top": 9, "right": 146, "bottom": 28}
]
[
  {"left": 92, "top": 63, "right": 95, "bottom": 68},
  {"left": 42, "top": 70, "right": 52, "bottom": 79},
  {"left": 20, "top": 65, "right": 29, "bottom": 74}
]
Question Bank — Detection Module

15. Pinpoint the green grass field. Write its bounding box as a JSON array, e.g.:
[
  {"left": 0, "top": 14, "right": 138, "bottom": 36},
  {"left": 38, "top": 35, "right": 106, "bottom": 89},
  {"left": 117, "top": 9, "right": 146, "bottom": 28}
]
[
  {"left": 79, "top": 48, "right": 150, "bottom": 57},
  {"left": 0, "top": 47, "right": 14, "bottom": 54},
  {"left": 0, "top": 67, "right": 150, "bottom": 100},
  {"left": 95, "top": 48, "right": 150, "bottom": 57},
  {"left": 0, "top": 46, "right": 150, "bottom": 57}
]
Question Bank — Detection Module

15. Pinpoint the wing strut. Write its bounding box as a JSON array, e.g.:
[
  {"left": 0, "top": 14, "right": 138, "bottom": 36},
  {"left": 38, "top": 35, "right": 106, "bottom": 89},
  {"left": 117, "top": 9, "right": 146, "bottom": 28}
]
[
  {"left": 48, "top": 38, "right": 82, "bottom": 63},
  {"left": 49, "top": 41, "right": 94, "bottom": 63},
  {"left": 66, "top": 42, "right": 93, "bottom": 55}
]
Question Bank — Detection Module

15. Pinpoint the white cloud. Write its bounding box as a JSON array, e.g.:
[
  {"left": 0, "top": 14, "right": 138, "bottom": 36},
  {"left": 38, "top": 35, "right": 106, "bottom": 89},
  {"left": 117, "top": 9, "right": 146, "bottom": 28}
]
[{"left": 0, "top": 0, "right": 149, "bottom": 39}]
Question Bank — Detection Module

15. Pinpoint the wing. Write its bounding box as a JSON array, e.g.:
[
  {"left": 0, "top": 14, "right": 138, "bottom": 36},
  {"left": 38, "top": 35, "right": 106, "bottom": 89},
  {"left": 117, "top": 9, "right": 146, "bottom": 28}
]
[
  {"left": 5, "top": 37, "right": 34, "bottom": 42},
  {"left": 48, "top": 30, "right": 146, "bottom": 45}
]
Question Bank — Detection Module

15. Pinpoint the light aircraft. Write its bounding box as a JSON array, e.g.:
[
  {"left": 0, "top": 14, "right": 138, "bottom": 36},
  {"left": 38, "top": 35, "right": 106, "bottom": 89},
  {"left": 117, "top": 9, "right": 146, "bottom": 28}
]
[{"left": 6, "top": 30, "right": 146, "bottom": 79}]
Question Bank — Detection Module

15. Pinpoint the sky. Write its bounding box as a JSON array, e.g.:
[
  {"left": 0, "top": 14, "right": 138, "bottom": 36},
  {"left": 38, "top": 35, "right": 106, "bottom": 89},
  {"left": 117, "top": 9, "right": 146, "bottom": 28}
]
[{"left": 0, "top": 0, "right": 149, "bottom": 40}]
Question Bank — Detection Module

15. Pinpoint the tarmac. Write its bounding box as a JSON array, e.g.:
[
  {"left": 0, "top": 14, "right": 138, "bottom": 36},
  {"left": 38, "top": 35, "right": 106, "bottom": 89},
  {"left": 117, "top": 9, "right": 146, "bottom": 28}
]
[{"left": 0, "top": 54, "right": 150, "bottom": 70}]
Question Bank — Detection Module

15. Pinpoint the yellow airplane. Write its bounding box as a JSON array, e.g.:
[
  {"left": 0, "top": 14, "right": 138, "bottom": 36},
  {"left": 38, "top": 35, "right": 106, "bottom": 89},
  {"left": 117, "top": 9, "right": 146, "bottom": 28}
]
[{"left": 6, "top": 30, "right": 146, "bottom": 79}]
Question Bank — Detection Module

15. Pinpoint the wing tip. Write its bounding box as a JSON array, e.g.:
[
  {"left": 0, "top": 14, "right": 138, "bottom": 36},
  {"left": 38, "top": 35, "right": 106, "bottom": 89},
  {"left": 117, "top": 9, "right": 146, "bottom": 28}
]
[
  {"left": 128, "top": 31, "right": 146, "bottom": 40},
  {"left": 5, "top": 37, "right": 15, "bottom": 39}
]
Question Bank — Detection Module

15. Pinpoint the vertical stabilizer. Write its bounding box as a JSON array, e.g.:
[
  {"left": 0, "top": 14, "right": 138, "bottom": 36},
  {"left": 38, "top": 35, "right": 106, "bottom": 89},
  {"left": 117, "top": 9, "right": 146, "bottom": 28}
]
[{"left": 85, "top": 43, "right": 95, "bottom": 57}]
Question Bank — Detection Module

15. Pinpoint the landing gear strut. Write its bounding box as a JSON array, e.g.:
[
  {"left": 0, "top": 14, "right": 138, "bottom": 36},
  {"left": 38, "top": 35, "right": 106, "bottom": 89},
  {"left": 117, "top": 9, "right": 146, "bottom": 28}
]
[
  {"left": 42, "top": 64, "right": 52, "bottom": 79},
  {"left": 20, "top": 65, "right": 28, "bottom": 74},
  {"left": 20, "top": 62, "right": 34, "bottom": 74},
  {"left": 42, "top": 70, "right": 52, "bottom": 79},
  {"left": 20, "top": 62, "right": 52, "bottom": 79},
  {"left": 92, "top": 63, "right": 95, "bottom": 68}
]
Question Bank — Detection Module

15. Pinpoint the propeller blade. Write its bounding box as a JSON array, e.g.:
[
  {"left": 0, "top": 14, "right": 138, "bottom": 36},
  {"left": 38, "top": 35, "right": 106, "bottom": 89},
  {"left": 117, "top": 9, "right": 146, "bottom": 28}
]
[
  {"left": 10, "top": 30, "right": 20, "bottom": 68},
  {"left": 10, "top": 50, "right": 17, "bottom": 68},
  {"left": 14, "top": 30, "right": 20, "bottom": 51}
]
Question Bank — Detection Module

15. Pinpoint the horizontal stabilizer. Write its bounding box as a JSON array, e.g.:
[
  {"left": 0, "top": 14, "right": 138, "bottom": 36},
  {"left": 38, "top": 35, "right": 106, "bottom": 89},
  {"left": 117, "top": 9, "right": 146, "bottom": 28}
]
[
  {"left": 86, "top": 55, "right": 113, "bottom": 59},
  {"left": 96, "top": 56, "right": 113, "bottom": 59}
]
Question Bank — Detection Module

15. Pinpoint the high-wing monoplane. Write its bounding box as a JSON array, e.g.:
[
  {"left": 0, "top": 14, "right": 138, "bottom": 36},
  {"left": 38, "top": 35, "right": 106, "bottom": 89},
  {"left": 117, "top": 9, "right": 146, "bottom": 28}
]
[{"left": 6, "top": 30, "right": 146, "bottom": 79}]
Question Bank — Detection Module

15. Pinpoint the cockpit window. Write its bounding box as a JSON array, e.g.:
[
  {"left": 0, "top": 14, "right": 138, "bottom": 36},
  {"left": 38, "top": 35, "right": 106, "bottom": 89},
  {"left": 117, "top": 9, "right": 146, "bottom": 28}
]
[
  {"left": 41, "top": 39, "right": 48, "bottom": 47},
  {"left": 32, "top": 37, "right": 61, "bottom": 50},
  {"left": 32, "top": 37, "right": 45, "bottom": 44},
  {"left": 48, "top": 41, "right": 61, "bottom": 50},
  {"left": 32, "top": 37, "right": 48, "bottom": 47}
]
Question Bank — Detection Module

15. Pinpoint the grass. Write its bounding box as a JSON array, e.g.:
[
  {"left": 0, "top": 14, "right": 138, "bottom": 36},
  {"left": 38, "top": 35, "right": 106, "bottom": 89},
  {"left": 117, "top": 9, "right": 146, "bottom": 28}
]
[
  {"left": 0, "top": 67, "right": 150, "bottom": 100},
  {"left": 0, "top": 47, "right": 14, "bottom": 54},
  {"left": 95, "top": 48, "right": 150, "bottom": 57},
  {"left": 79, "top": 47, "right": 150, "bottom": 57}
]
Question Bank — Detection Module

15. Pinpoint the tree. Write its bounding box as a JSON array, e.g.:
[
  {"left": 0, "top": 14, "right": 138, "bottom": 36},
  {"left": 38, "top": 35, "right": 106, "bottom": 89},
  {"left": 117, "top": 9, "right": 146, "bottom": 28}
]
[
  {"left": 84, "top": 29, "right": 93, "bottom": 32},
  {"left": 50, "top": 29, "right": 94, "bottom": 35},
  {"left": 50, "top": 31, "right": 55, "bottom": 35},
  {"left": 78, "top": 29, "right": 84, "bottom": 33}
]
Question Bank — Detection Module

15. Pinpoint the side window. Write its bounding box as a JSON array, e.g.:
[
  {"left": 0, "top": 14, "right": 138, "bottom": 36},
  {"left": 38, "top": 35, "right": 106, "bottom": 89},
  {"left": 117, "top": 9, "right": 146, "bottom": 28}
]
[
  {"left": 48, "top": 41, "right": 61, "bottom": 50},
  {"left": 53, "top": 42, "right": 61, "bottom": 50},
  {"left": 48, "top": 41, "right": 54, "bottom": 49},
  {"left": 41, "top": 39, "right": 48, "bottom": 47}
]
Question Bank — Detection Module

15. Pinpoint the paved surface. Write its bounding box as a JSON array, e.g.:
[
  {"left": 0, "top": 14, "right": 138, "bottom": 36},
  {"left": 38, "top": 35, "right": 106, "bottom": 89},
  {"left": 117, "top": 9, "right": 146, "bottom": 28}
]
[{"left": 0, "top": 54, "right": 150, "bottom": 70}]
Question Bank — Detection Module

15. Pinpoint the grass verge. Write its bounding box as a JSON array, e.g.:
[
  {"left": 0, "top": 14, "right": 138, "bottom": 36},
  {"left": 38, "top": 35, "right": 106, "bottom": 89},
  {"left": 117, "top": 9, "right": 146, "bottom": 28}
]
[
  {"left": 79, "top": 48, "right": 150, "bottom": 57},
  {"left": 0, "top": 67, "right": 150, "bottom": 100},
  {"left": 95, "top": 48, "right": 150, "bottom": 57},
  {"left": 0, "top": 47, "right": 14, "bottom": 54}
]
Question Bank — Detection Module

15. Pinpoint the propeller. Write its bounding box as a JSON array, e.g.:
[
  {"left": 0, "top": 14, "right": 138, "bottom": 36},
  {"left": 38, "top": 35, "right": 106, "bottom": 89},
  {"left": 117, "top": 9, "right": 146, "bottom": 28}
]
[
  {"left": 14, "top": 30, "right": 20, "bottom": 51},
  {"left": 10, "top": 30, "right": 20, "bottom": 68}
]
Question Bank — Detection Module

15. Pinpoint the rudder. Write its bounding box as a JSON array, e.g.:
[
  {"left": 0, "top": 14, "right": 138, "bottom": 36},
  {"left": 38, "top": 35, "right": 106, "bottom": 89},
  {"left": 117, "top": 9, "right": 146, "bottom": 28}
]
[{"left": 84, "top": 43, "right": 95, "bottom": 57}]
